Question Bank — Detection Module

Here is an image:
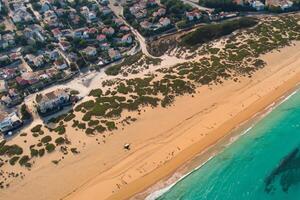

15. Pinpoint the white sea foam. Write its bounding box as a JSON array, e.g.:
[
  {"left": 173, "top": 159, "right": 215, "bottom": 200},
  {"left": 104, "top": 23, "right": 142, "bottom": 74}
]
[
  {"left": 145, "top": 156, "right": 215, "bottom": 200},
  {"left": 145, "top": 89, "right": 300, "bottom": 200}
]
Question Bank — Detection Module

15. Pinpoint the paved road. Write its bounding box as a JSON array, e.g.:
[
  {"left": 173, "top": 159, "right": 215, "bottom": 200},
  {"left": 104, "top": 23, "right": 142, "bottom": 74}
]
[{"left": 107, "top": 0, "right": 154, "bottom": 57}]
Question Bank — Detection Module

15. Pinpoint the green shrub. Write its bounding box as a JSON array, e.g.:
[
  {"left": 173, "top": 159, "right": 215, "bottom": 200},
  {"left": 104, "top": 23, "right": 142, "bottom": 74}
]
[
  {"left": 77, "top": 123, "right": 86, "bottom": 129},
  {"left": 82, "top": 112, "right": 92, "bottom": 121},
  {"left": 105, "top": 121, "right": 117, "bottom": 131},
  {"left": 55, "top": 137, "right": 65, "bottom": 145},
  {"left": 72, "top": 120, "right": 79, "bottom": 127},
  {"left": 64, "top": 113, "right": 76, "bottom": 122},
  {"left": 85, "top": 128, "right": 94, "bottom": 135},
  {"left": 30, "top": 149, "right": 39, "bottom": 157},
  {"left": 41, "top": 135, "right": 52, "bottom": 144},
  {"left": 48, "top": 114, "right": 67, "bottom": 124},
  {"left": 38, "top": 149, "right": 45, "bottom": 157},
  {"left": 1, "top": 144, "right": 23, "bottom": 156},
  {"left": 20, "top": 104, "right": 31, "bottom": 120},
  {"left": 9, "top": 156, "right": 19, "bottom": 166},
  {"left": 31, "top": 124, "right": 42, "bottom": 132},
  {"left": 54, "top": 125, "right": 66, "bottom": 135},
  {"left": 89, "top": 89, "right": 103, "bottom": 97},
  {"left": 95, "top": 125, "right": 106, "bottom": 133},
  {"left": 45, "top": 143, "right": 56, "bottom": 153},
  {"left": 19, "top": 155, "right": 30, "bottom": 166},
  {"left": 181, "top": 17, "right": 258, "bottom": 46},
  {"left": 0, "top": 140, "right": 6, "bottom": 149},
  {"left": 70, "top": 90, "right": 79, "bottom": 95},
  {"left": 88, "top": 120, "right": 99, "bottom": 127},
  {"left": 32, "top": 133, "right": 39, "bottom": 137},
  {"left": 70, "top": 148, "right": 79, "bottom": 154},
  {"left": 20, "top": 133, "right": 27, "bottom": 137}
]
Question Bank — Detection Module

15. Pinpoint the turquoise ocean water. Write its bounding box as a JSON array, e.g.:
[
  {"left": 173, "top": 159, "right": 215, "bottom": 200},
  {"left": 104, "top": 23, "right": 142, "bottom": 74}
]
[{"left": 156, "top": 90, "right": 300, "bottom": 200}]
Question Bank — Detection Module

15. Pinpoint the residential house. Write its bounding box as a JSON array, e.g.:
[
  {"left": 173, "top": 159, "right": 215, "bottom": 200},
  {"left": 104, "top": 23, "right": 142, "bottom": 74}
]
[
  {"left": 266, "top": 0, "right": 293, "bottom": 10},
  {"left": 11, "top": 8, "right": 33, "bottom": 23},
  {"left": 25, "top": 54, "right": 44, "bottom": 68},
  {"left": 36, "top": 89, "right": 70, "bottom": 114},
  {"left": 0, "top": 80, "right": 7, "bottom": 93},
  {"left": 51, "top": 28, "right": 62, "bottom": 39},
  {"left": 24, "top": 24, "right": 45, "bottom": 42},
  {"left": 121, "top": 34, "right": 133, "bottom": 44},
  {"left": 21, "top": 72, "right": 39, "bottom": 85},
  {"left": 82, "top": 46, "right": 97, "bottom": 56},
  {"left": 61, "top": 29, "right": 73, "bottom": 38},
  {"left": 186, "top": 9, "right": 201, "bottom": 21},
  {"left": 159, "top": 17, "right": 171, "bottom": 27},
  {"left": 59, "top": 40, "right": 71, "bottom": 51},
  {"left": 153, "top": 8, "right": 166, "bottom": 18},
  {"left": 54, "top": 58, "right": 68, "bottom": 70},
  {"left": 100, "top": 42, "right": 110, "bottom": 50},
  {"left": 87, "top": 11, "right": 97, "bottom": 21},
  {"left": 251, "top": 1, "right": 265, "bottom": 10},
  {"left": 2, "top": 68, "right": 17, "bottom": 80},
  {"left": 100, "top": 6, "right": 112, "bottom": 15},
  {"left": 0, "top": 112, "right": 22, "bottom": 133},
  {"left": 40, "top": 1, "right": 50, "bottom": 13},
  {"left": 0, "top": 33, "right": 15, "bottom": 49},
  {"left": 80, "top": 6, "right": 90, "bottom": 16},
  {"left": 130, "top": 8, "right": 147, "bottom": 19},
  {"left": 16, "top": 76, "right": 29, "bottom": 86},
  {"left": 9, "top": 52, "right": 21, "bottom": 61},
  {"left": 113, "top": 18, "right": 124, "bottom": 27},
  {"left": 44, "top": 10, "right": 58, "bottom": 26},
  {"left": 102, "top": 27, "right": 115, "bottom": 35},
  {"left": 67, "top": 52, "right": 79, "bottom": 63},
  {"left": 73, "top": 28, "right": 88, "bottom": 38},
  {"left": 108, "top": 48, "right": 121, "bottom": 61},
  {"left": 47, "top": 49, "right": 60, "bottom": 60},
  {"left": 1, "top": 89, "right": 22, "bottom": 107},
  {"left": 46, "top": 68, "right": 60, "bottom": 78},
  {"left": 140, "top": 20, "right": 152, "bottom": 30},
  {"left": 120, "top": 25, "right": 130, "bottom": 32},
  {"left": 97, "top": 34, "right": 107, "bottom": 42}
]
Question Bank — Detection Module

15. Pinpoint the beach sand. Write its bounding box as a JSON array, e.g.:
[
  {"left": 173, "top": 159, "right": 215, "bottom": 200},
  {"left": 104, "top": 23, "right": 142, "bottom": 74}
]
[{"left": 2, "top": 41, "right": 300, "bottom": 200}]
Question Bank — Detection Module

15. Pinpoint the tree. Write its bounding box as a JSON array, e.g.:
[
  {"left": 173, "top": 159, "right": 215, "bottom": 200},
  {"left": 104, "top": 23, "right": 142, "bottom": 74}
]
[
  {"left": 0, "top": 24, "right": 6, "bottom": 33},
  {"left": 70, "top": 63, "right": 78, "bottom": 71},
  {"left": 20, "top": 104, "right": 32, "bottom": 120}
]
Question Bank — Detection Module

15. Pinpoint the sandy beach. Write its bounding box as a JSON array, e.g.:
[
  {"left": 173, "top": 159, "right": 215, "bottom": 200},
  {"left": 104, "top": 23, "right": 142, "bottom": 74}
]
[
  {"left": 59, "top": 41, "right": 300, "bottom": 200},
  {"left": 1, "top": 25, "right": 300, "bottom": 200}
]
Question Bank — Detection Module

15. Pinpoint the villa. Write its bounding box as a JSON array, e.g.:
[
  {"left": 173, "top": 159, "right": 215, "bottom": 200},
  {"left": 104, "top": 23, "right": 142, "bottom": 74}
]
[{"left": 36, "top": 89, "right": 70, "bottom": 115}]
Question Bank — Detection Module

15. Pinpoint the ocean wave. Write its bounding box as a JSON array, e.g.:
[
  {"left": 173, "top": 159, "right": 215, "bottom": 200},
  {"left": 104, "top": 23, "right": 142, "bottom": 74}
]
[{"left": 145, "top": 88, "right": 300, "bottom": 200}]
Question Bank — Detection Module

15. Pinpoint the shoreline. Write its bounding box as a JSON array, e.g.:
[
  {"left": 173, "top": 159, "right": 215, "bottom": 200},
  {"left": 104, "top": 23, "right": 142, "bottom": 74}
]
[
  {"left": 143, "top": 85, "right": 300, "bottom": 200},
  {"left": 104, "top": 52, "right": 300, "bottom": 200},
  {"left": 58, "top": 40, "right": 300, "bottom": 200}
]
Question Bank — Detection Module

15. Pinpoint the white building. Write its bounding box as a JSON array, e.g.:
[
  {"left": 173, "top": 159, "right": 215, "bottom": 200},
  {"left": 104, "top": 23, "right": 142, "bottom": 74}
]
[
  {"left": 252, "top": 1, "right": 265, "bottom": 11},
  {"left": 0, "top": 112, "right": 22, "bottom": 133},
  {"left": 36, "top": 89, "right": 70, "bottom": 113}
]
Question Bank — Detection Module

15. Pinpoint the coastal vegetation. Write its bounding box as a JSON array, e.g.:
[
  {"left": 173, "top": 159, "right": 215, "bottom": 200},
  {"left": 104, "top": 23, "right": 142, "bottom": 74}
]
[
  {"left": 181, "top": 17, "right": 258, "bottom": 46},
  {"left": 198, "top": 0, "right": 255, "bottom": 11},
  {"left": 105, "top": 52, "right": 162, "bottom": 76},
  {"left": 0, "top": 14, "right": 300, "bottom": 191}
]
